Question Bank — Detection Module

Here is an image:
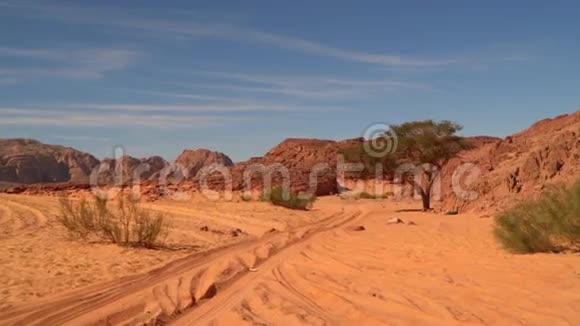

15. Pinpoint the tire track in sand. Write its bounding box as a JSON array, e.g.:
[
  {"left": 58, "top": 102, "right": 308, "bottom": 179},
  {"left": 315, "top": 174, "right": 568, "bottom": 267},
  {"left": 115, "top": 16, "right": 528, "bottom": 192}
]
[
  {"left": 0, "top": 207, "right": 361, "bottom": 326},
  {"left": 172, "top": 209, "right": 365, "bottom": 325},
  {"left": 0, "top": 196, "right": 50, "bottom": 237}
]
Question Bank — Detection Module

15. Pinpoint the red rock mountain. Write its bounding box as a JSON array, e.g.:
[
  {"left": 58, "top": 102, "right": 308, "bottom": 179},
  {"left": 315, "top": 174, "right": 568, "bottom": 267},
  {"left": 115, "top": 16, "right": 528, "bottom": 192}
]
[
  {"left": 440, "top": 111, "right": 580, "bottom": 212},
  {"left": 97, "top": 155, "right": 169, "bottom": 185},
  {"left": 0, "top": 139, "right": 99, "bottom": 184},
  {"left": 3, "top": 111, "right": 579, "bottom": 214},
  {"left": 202, "top": 138, "right": 366, "bottom": 195},
  {"left": 174, "top": 149, "right": 234, "bottom": 178}
]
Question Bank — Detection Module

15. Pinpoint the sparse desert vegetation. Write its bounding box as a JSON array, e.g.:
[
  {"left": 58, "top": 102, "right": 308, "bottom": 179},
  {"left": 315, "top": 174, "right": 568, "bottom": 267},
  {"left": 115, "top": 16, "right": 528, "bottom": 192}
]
[
  {"left": 494, "top": 180, "right": 580, "bottom": 253},
  {"left": 58, "top": 194, "right": 171, "bottom": 249},
  {"left": 2, "top": 0, "right": 580, "bottom": 323},
  {"left": 358, "top": 192, "right": 389, "bottom": 199},
  {"left": 1, "top": 112, "right": 579, "bottom": 325},
  {"left": 340, "top": 120, "right": 470, "bottom": 211},
  {"left": 0, "top": 193, "right": 330, "bottom": 310},
  {"left": 264, "top": 186, "right": 317, "bottom": 210},
  {"left": 1, "top": 195, "right": 579, "bottom": 325},
  {"left": 338, "top": 142, "right": 395, "bottom": 177},
  {"left": 240, "top": 191, "right": 253, "bottom": 201}
]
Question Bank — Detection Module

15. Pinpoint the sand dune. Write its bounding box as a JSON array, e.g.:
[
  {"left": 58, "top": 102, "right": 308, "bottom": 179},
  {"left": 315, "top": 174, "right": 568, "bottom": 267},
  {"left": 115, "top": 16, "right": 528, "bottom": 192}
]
[{"left": 0, "top": 195, "right": 578, "bottom": 325}]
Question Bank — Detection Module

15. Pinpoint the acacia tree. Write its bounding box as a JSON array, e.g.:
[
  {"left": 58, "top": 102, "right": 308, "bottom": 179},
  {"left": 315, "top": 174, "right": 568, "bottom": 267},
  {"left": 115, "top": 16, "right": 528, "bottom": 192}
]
[{"left": 390, "top": 120, "right": 469, "bottom": 211}]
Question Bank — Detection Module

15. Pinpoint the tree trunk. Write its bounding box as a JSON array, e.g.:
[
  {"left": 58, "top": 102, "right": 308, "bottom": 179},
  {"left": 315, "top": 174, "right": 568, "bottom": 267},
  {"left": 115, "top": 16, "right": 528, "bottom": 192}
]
[
  {"left": 411, "top": 179, "right": 431, "bottom": 211},
  {"left": 421, "top": 193, "right": 430, "bottom": 211},
  {"left": 422, "top": 170, "right": 438, "bottom": 212}
]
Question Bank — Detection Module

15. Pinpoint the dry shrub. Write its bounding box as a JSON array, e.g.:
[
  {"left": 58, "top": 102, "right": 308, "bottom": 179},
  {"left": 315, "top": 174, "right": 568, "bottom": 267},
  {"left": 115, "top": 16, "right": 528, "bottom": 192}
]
[
  {"left": 58, "top": 194, "right": 171, "bottom": 249},
  {"left": 494, "top": 181, "right": 580, "bottom": 253},
  {"left": 240, "top": 192, "right": 253, "bottom": 201},
  {"left": 264, "top": 187, "right": 316, "bottom": 210},
  {"left": 358, "top": 192, "right": 388, "bottom": 199}
]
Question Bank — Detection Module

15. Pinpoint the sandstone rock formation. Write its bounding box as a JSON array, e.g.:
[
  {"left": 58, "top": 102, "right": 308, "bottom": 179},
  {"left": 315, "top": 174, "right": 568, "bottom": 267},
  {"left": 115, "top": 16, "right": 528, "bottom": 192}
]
[
  {"left": 96, "top": 155, "right": 168, "bottom": 185},
  {"left": 3, "top": 111, "right": 579, "bottom": 213},
  {"left": 0, "top": 139, "right": 99, "bottom": 184},
  {"left": 439, "top": 111, "right": 580, "bottom": 213},
  {"left": 174, "top": 149, "right": 234, "bottom": 178},
  {"left": 201, "top": 137, "right": 368, "bottom": 196}
]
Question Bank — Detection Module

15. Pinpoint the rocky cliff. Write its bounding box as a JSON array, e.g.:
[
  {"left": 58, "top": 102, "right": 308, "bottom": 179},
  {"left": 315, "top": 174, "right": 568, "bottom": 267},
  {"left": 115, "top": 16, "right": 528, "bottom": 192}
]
[
  {"left": 439, "top": 111, "right": 580, "bottom": 212},
  {"left": 198, "top": 137, "right": 367, "bottom": 196},
  {"left": 96, "top": 155, "right": 169, "bottom": 185},
  {"left": 0, "top": 139, "right": 99, "bottom": 184},
  {"left": 174, "top": 149, "right": 234, "bottom": 178}
]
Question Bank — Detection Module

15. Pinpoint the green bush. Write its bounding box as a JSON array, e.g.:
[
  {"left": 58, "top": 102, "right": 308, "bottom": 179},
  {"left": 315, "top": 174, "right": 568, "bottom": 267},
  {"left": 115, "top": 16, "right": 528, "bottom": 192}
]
[
  {"left": 494, "top": 181, "right": 580, "bottom": 253},
  {"left": 264, "top": 187, "right": 316, "bottom": 210},
  {"left": 358, "top": 192, "right": 388, "bottom": 199},
  {"left": 338, "top": 143, "right": 395, "bottom": 178},
  {"left": 58, "top": 194, "right": 171, "bottom": 249},
  {"left": 260, "top": 188, "right": 271, "bottom": 202}
]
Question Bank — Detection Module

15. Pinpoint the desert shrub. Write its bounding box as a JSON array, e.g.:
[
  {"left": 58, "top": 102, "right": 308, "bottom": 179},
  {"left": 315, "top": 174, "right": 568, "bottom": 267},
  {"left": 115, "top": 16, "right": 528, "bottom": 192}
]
[
  {"left": 260, "top": 188, "right": 271, "bottom": 202},
  {"left": 240, "top": 192, "right": 253, "bottom": 201},
  {"left": 131, "top": 210, "right": 170, "bottom": 249},
  {"left": 58, "top": 196, "right": 105, "bottom": 238},
  {"left": 265, "top": 187, "right": 317, "bottom": 210},
  {"left": 494, "top": 181, "right": 580, "bottom": 253},
  {"left": 58, "top": 194, "right": 171, "bottom": 249},
  {"left": 358, "top": 192, "right": 388, "bottom": 199}
]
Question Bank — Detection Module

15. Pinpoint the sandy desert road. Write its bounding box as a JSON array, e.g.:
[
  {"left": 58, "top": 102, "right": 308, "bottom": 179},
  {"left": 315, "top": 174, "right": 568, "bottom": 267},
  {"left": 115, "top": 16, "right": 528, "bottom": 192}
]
[
  {"left": 1, "top": 197, "right": 579, "bottom": 325},
  {"left": 0, "top": 198, "right": 362, "bottom": 325},
  {"left": 173, "top": 204, "right": 580, "bottom": 326}
]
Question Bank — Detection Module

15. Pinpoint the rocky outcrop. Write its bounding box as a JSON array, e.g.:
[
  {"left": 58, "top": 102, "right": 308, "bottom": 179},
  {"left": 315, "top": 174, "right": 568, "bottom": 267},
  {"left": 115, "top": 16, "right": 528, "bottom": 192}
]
[
  {"left": 174, "top": 149, "right": 233, "bottom": 178},
  {"left": 4, "top": 111, "right": 579, "bottom": 209},
  {"left": 439, "top": 111, "right": 580, "bottom": 213},
  {"left": 0, "top": 139, "right": 99, "bottom": 184},
  {"left": 201, "top": 137, "right": 367, "bottom": 196},
  {"left": 96, "top": 155, "right": 169, "bottom": 185},
  {"left": 0, "top": 137, "right": 395, "bottom": 198}
]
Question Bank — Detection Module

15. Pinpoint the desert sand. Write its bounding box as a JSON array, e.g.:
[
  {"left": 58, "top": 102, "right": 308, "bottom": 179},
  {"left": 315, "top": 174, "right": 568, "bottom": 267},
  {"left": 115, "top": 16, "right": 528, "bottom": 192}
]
[{"left": 0, "top": 194, "right": 578, "bottom": 325}]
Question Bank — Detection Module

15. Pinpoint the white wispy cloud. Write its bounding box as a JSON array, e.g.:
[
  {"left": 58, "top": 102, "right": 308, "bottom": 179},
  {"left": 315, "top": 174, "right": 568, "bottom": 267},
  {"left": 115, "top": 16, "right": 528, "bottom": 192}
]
[
  {"left": 179, "top": 82, "right": 352, "bottom": 99},
  {"left": 65, "top": 103, "right": 290, "bottom": 112},
  {"left": 0, "top": 100, "right": 343, "bottom": 128},
  {"left": 0, "top": 47, "right": 65, "bottom": 60},
  {"left": 227, "top": 29, "right": 458, "bottom": 67},
  {"left": 116, "top": 89, "right": 239, "bottom": 102},
  {"left": 164, "top": 71, "right": 432, "bottom": 99},
  {"left": 49, "top": 135, "right": 111, "bottom": 142},
  {"left": 0, "top": 47, "right": 140, "bottom": 81},
  {"left": 0, "top": 112, "right": 237, "bottom": 128},
  {"left": 0, "top": 1, "right": 457, "bottom": 68},
  {"left": 202, "top": 71, "right": 428, "bottom": 89}
]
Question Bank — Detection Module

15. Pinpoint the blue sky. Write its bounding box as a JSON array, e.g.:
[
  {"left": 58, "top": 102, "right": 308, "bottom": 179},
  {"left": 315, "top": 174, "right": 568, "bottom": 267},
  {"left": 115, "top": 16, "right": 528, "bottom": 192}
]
[{"left": 0, "top": 1, "right": 578, "bottom": 161}]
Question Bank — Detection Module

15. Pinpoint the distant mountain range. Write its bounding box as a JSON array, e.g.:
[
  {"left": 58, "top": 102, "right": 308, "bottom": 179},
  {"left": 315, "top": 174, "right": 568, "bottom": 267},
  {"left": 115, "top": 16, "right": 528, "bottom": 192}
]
[
  {"left": 2, "top": 111, "right": 579, "bottom": 213},
  {"left": 0, "top": 138, "right": 234, "bottom": 185}
]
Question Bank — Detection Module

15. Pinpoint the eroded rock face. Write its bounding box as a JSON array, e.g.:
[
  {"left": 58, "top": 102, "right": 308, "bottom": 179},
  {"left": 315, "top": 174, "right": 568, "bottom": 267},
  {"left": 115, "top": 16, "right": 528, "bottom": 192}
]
[
  {"left": 0, "top": 139, "right": 99, "bottom": 184},
  {"left": 96, "top": 155, "right": 169, "bottom": 185},
  {"left": 439, "top": 111, "right": 580, "bottom": 213},
  {"left": 201, "top": 137, "right": 366, "bottom": 196},
  {"left": 5, "top": 111, "right": 579, "bottom": 208},
  {"left": 1, "top": 137, "right": 380, "bottom": 198},
  {"left": 174, "top": 149, "right": 234, "bottom": 178}
]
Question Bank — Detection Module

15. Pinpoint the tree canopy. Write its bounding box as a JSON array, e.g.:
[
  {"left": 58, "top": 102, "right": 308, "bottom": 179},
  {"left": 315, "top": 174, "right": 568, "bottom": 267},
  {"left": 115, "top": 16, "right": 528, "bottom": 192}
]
[
  {"left": 391, "top": 120, "right": 466, "bottom": 168},
  {"left": 390, "top": 120, "right": 470, "bottom": 210},
  {"left": 339, "top": 119, "right": 470, "bottom": 211}
]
